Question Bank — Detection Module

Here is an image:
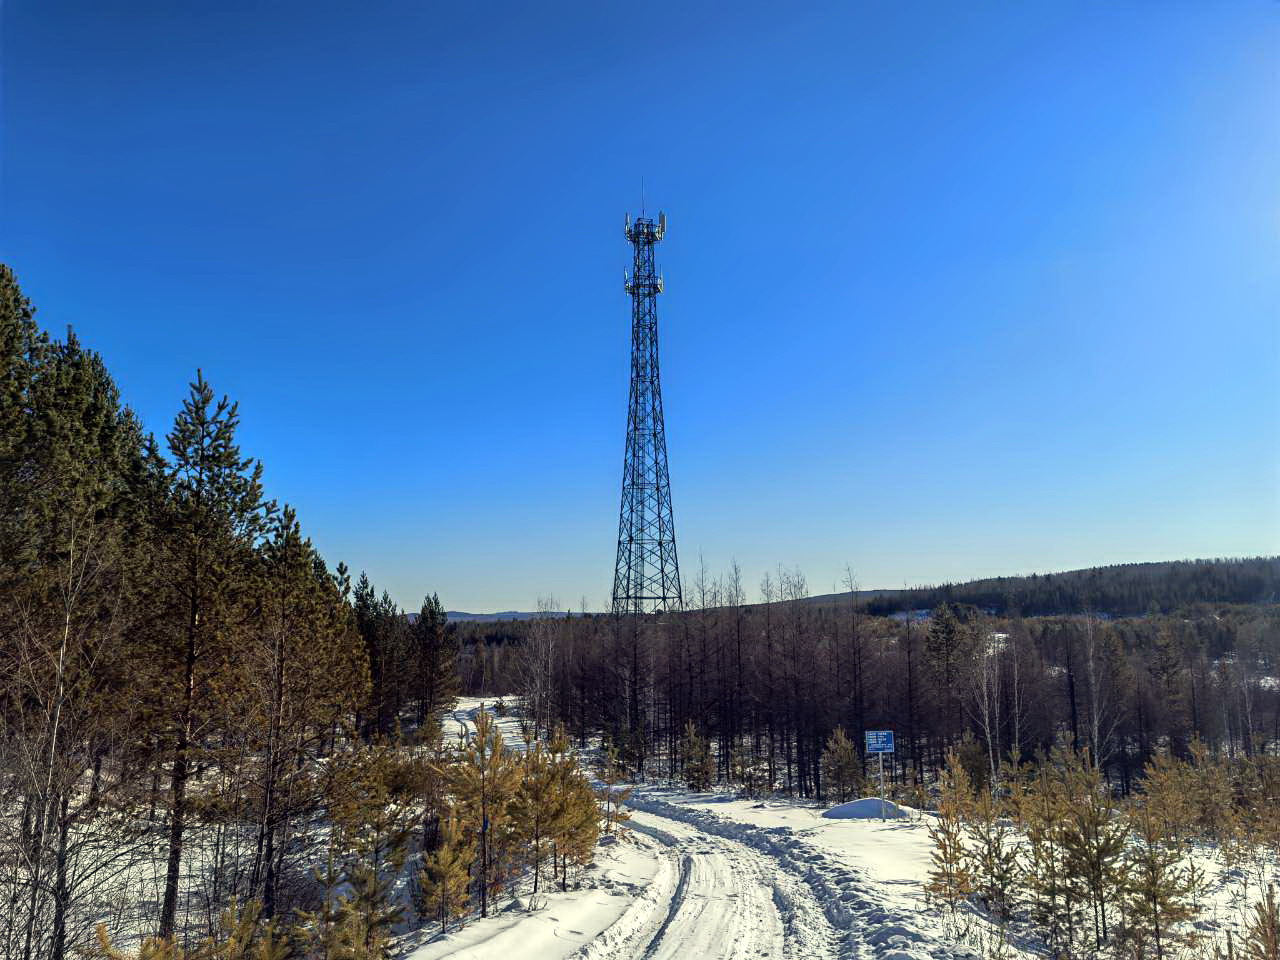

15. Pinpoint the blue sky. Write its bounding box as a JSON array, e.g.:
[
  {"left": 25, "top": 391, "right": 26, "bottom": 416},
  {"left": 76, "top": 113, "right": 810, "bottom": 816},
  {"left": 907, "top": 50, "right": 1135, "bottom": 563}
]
[{"left": 2, "top": 2, "right": 1276, "bottom": 611}]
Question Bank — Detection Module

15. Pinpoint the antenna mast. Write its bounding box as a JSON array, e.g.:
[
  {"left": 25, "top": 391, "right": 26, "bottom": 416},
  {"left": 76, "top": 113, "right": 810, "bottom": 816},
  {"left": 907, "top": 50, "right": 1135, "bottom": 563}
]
[{"left": 612, "top": 210, "right": 681, "bottom": 616}]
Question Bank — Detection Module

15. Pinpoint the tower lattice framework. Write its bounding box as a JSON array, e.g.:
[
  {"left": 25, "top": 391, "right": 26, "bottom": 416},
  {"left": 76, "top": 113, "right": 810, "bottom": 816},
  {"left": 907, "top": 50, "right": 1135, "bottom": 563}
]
[{"left": 612, "top": 211, "right": 682, "bottom": 616}]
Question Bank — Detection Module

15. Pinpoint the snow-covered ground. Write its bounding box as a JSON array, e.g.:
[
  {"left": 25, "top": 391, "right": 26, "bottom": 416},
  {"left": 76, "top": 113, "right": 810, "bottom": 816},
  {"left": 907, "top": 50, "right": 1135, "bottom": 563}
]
[{"left": 413, "top": 699, "right": 1274, "bottom": 960}]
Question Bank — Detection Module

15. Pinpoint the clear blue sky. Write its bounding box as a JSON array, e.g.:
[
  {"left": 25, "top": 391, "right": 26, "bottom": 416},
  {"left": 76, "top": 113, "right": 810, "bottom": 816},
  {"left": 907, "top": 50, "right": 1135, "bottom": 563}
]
[{"left": 2, "top": 2, "right": 1276, "bottom": 611}]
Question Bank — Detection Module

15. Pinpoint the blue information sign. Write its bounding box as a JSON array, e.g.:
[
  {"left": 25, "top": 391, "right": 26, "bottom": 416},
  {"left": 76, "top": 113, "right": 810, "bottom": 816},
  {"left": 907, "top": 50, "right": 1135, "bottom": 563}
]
[{"left": 865, "top": 730, "right": 895, "bottom": 754}]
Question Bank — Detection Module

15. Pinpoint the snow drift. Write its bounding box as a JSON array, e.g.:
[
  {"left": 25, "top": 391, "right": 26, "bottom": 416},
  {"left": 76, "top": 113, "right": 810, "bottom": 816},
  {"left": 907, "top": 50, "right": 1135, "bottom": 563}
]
[{"left": 821, "top": 798, "right": 909, "bottom": 820}]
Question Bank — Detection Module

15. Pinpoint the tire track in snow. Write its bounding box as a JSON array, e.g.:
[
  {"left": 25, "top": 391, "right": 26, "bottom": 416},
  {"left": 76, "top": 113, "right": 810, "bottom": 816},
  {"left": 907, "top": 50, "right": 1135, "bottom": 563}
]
[
  {"left": 625, "top": 792, "right": 969, "bottom": 960},
  {"left": 567, "top": 830, "right": 678, "bottom": 960},
  {"left": 602, "top": 807, "right": 837, "bottom": 960},
  {"left": 629, "top": 812, "right": 788, "bottom": 960},
  {"left": 639, "top": 854, "right": 692, "bottom": 959}
]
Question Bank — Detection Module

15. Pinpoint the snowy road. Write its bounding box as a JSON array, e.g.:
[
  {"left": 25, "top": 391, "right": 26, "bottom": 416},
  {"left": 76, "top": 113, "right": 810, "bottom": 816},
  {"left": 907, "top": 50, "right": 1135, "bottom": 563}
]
[
  {"left": 614, "top": 807, "right": 838, "bottom": 960},
  {"left": 618, "top": 791, "right": 974, "bottom": 960}
]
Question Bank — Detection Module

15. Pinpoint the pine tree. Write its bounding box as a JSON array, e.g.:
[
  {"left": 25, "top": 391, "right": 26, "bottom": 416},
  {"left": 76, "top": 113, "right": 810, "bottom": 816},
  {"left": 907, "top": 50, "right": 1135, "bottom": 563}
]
[
  {"left": 967, "top": 785, "right": 1019, "bottom": 920},
  {"left": 91, "top": 900, "right": 289, "bottom": 960},
  {"left": 417, "top": 812, "right": 473, "bottom": 933},
  {"left": 0, "top": 285, "right": 148, "bottom": 960},
  {"left": 1141, "top": 749, "right": 1196, "bottom": 848},
  {"left": 234, "top": 507, "right": 369, "bottom": 919},
  {"left": 1060, "top": 751, "right": 1127, "bottom": 950},
  {"left": 352, "top": 577, "right": 411, "bottom": 739},
  {"left": 1122, "top": 800, "right": 1197, "bottom": 960},
  {"left": 291, "top": 837, "right": 345, "bottom": 960},
  {"left": 352, "top": 573, "right": 384, "bottom": 738},
  {"left": 553, "top": 774, "right": 600, "bottom": 892},
  {"left": 1014, "top": 753, "right": 1077, "bottom": 952},
  {"left": 512, "top": 737, "right": 560, "bottom": 903},
  {"left": 925, "top": 604, "right": 978, "bottom": 742},
  {"left": 331, "top": 860, "right": 402, "bottom": 959},
  {"left": 326, "top": 742, "right": 422, "bottom": 957},
  {"left": 1186, "top": 738, "right": 1234, "bottom": 844},
  {"left": 679, "top": 721, "right": 714, "bottom": 791},
  {"left": 450, "top": 707, "right": 520, "bottom": 917},
  {"left": 1141, "top": 748, "right": 1206, "bottom": 907},
  {"left": 729, "top": 743, "right": 765, "bottom": 798},
  {"left": 820, "top": 727, "right": 862, "bottom": 803},
  {"left": 597, "top": 736, "right": 633, "bottom": 835},
  {"left": 205, "top": 900, "right": 291, "bottom": 960},
  {"left": 546, "top": 725, "right": 600, "bottom": 891},
  {"left": 143, "top": 371, "right": 270, "bottom": 939},
  {"left": 1240, "top": 885, "right": 1280, "bottom": 960},
  {"left": 0, "top": 263, "right": 45, "bottom": 568},
  {"left": 926, "top": 750, "right": 974, "bottom": 916},
  {"left": 412, "top": 593, "right": 459, "bottom": 734}
]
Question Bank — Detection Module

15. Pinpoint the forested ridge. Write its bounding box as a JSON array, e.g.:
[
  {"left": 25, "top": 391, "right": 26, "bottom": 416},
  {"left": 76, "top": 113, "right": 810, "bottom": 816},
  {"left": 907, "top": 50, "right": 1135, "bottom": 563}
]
[
  {"left": 833, "top": 557, "right": 1279, "bottom": 618},
  {"left": 0, "top": 266, "right": 603, "bottom": 957}
]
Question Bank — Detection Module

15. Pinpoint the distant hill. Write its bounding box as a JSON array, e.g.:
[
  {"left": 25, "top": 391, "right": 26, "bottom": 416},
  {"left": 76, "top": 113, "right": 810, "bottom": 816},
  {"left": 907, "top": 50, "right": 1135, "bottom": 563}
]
[
  {"left": 803, "top": 556, "right": 1279, "bottom": 618},
  {"left": 443, "top": 557, "right": 1278, "bottom": 626}
]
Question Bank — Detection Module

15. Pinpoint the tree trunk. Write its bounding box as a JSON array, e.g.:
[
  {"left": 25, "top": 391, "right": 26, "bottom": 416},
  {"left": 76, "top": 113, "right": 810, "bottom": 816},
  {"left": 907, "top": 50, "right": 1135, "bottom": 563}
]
[{"left": 160, "top": 611, "right": 198, "bottom": 940}]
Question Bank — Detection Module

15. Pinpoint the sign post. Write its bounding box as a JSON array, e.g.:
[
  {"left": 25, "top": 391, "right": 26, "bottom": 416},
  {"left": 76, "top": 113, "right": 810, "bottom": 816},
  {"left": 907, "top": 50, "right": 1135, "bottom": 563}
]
[{"left": 864, "top": 730, "right": 895, "bottom": 821}]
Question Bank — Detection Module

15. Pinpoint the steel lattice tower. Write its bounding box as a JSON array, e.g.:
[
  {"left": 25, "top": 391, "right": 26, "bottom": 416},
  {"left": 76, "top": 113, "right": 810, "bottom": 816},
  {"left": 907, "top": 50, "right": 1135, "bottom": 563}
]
[{"left": 612, "top": 211, "right": 682, "bottom": 616}]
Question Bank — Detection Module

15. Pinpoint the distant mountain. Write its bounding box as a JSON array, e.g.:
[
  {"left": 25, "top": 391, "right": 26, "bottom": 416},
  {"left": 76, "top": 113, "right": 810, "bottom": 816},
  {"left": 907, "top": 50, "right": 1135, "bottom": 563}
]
[{"left": 445, "top": 610, "right": 572, "bottom": 623}]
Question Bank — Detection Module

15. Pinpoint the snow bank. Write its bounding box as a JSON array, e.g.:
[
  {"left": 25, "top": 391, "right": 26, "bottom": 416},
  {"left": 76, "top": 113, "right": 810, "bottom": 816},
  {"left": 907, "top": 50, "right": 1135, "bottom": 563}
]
[{"left": 822, "top": 798, "right": 909, "bottom": 820}]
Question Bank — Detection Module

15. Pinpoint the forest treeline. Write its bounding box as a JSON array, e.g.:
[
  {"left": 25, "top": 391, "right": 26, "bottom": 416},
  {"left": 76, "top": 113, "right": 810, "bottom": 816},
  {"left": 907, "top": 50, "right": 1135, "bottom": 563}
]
[
  {"left": 842, "top": 557, "right": 1279, "bottom": 618},
  {"left": 468, "top": 565, "right": 1278, "bottom": 802},
  {"left": 0, "top": 266, "right": 601, "bottom": 958}
]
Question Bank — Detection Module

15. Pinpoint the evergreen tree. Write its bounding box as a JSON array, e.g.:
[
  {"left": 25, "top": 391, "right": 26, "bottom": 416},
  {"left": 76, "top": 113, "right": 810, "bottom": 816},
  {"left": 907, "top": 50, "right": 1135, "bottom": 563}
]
[
  {"left": 1014, "top": 756, "right": 1077, "bottom": 952},
  {"left": 925, "top": 604, "right": 977, "bottom": 744},
  {"left": 144, "top": 372, "right": 270, "bottom": 938},
  {"left": 1186, "top": 739, "right": 1234, "bottom": 843},
  {"left": 352, "top": 579, "right": 412, "bottom": 739},
  {"left": 729, "top": 743, "right": 766, "bottom": 798},
  {"left": 548, "top": 724, "right": 603, "bottom": 890},
  {"left": 0, "top": 284, "right": 147, "bottom": 960},
  {"left": 967, "top": 785, "right": 1019, "bottom": 920},
  {"left": 552, "top": 773, "right": 600, "bottom": 893},
  {"left": 596, "top": 736, "right": 633, "bottom": 835},
  {"left": 1122, "top": 800, "right": 1197, "bottom": 960},
  {"left": 0, "top": 264, "right": 45, "bottom": 569},
  {"left": 331, "top": 860, "right": 402, "bottom": 960},
  {"left": 90, "top": 899, "right": 288, "bottom": 960},
  {"left": 926, "top": 750, "right": 974, "bottom": 916},
  {"left": 511, "top": 737, "right": 559, "bottom": 903},
  {"left": 1140, "top": 749, "right": 1196, "bottom": 847},
  {"left": 1240, "top": 885, "right": 1280, "bottom": 960},
  {"left": 234, "top": 507, "right": 370, "bottom": 919},
  {"left": 411, "top": 593, "right": 459, "bottom": 734},
  {"left": 679, "top": 720, "right": 714, "bottom": 791},
  {"left": 326, "top": 742, "right": 422, "bottom": 958},
  {"left": 291, "top": 837, "right": 345, "bottom": 960},
  {"left": 352, "top": 573, "right": 385, "bottom": 737},
  {"left": 1060, "top": 751, "right": 1127, "bottom": 950},
  {"left": 820, "top": 727, "right": 862, "bottom": 803},
  {"left": 450, "top": 707, "right": 520, "bottom": 917},
  {"left": 416, "top": 812, "right": 473, "bottom": 933}
]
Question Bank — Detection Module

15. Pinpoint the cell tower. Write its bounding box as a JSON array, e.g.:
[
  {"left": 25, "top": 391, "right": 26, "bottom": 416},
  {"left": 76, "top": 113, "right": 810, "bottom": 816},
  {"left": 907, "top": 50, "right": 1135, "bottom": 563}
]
[{"left": 612, "top": 211, "right": 682, "bottom": 616}]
